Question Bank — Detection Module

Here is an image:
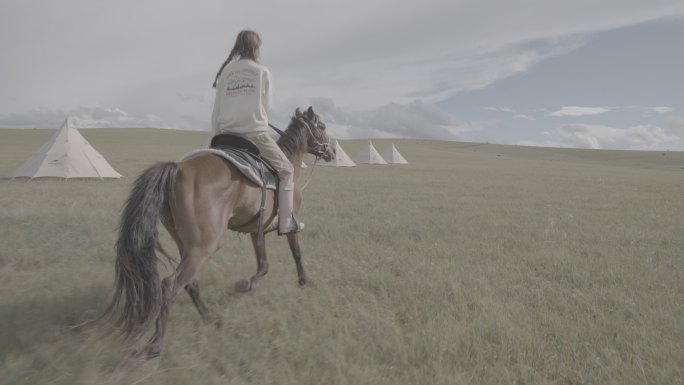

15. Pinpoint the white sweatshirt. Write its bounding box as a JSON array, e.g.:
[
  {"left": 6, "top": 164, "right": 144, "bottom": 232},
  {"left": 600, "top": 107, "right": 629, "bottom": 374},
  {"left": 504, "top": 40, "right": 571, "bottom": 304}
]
[{"left": 211, "top": 59, "right": 273, "bottom": 138}]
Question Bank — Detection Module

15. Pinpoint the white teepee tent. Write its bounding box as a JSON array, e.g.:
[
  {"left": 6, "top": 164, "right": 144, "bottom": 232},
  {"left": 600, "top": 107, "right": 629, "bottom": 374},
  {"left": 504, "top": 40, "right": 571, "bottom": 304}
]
[
  {"left": 8, "top": 116, "right": 122, "bottom": 179},
  {"left": 381, "top": 143, "right": 408, "bottom": 164},
  {"left": 315, "top": 139, "right": 356, "bottom": 167},
  {"left": 354, "top": 141, "right": 387, "bottom": 164}
]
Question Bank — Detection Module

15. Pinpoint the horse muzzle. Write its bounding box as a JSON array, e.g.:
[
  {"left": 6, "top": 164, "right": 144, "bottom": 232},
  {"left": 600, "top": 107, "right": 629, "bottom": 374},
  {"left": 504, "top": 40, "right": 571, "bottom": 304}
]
[
  {"left": 310, "top": 142, "right": 334, "bottom": 161},
  {"left": 318, "top": 143, "right": 335, "bottom": 162}
]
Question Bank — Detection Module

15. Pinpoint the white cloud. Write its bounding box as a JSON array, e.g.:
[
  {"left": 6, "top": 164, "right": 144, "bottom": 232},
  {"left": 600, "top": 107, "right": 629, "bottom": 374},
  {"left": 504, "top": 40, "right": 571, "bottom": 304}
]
[
  {"left": 483, "top": 107, "right": 515, "bottom": 113},
  {"left": 530, "top": 123, "right": 678, "bottom": 149},
  {"left": 652, "top": 106, "right": 674, "bottom": 114},
  {"left": 514, "top": 114, "right": 536, "bottom": 121},
  {"left": 547, "top": 105, "right": 675, "bottom": 118},
  {"left": 0, "top": 106, "right": 172, "bottom": 129},
  {"left": 623, "top": 106, "right": 675, "bottom": 115},
  {"left": 548, "top": 106, "right": 613, "bottom": 117},
  {"left": 309, "top": 98, "right": 473, "bottom": 140}
]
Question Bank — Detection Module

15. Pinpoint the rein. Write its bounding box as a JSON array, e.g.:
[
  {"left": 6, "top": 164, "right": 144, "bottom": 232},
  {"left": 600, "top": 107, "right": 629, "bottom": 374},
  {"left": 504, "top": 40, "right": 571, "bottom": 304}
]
[
  {"left": 300, "top": 157, "right": 317, "bottom": 191},
  {"left": 268, "top": 123, "right": 286, "bottom": 136}
]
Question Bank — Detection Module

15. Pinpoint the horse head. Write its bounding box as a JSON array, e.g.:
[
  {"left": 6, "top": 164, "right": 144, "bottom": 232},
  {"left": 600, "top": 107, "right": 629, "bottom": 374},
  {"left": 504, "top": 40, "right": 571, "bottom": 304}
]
[{"left": 295, "top": 106, "right": 335, "bottom": 162}]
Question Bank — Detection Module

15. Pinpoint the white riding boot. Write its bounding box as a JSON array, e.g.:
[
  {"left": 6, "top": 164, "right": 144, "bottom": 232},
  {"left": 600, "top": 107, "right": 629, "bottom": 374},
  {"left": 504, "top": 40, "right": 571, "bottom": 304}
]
[{"left": 278, "top": 184, "right": 304, "bottom": 235}]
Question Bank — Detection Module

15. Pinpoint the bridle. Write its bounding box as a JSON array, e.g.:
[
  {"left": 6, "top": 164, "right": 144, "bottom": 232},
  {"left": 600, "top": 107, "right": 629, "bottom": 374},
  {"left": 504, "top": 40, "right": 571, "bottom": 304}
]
[
  {"left": 299, "top": 115, "right": 330, "bottom": 158},
  {"left": 268, "top": 117, "right": 330, "bottom": 158}
]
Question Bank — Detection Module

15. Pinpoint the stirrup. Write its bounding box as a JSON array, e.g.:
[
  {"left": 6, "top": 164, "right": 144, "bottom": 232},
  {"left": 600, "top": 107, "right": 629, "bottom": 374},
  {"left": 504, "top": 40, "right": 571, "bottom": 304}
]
[{"left": 278, "top": 216, "right": 304, "bottom": 236}]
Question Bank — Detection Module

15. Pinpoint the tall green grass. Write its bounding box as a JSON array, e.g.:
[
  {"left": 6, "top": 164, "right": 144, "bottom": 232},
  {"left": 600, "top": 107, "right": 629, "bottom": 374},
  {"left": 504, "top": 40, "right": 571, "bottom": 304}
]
[{"left": 1, "top": 129, "right": 683, "bottom": 384}]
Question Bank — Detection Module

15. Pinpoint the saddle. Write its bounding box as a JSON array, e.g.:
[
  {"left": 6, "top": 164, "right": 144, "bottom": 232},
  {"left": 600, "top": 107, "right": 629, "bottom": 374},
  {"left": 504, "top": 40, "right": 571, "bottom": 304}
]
[{"left": 210, "top": 134, "right": 279, "bottom": 190}]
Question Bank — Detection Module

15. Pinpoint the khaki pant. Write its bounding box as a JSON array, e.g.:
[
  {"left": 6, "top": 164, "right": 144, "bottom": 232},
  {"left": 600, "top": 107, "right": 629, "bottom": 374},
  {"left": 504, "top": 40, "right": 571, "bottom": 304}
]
[
  {"left": 250, "top": 133, "right": 300, "bottom": 233},
  {"left": 249, "top": 133, "right": 294, "bottom": 188}
]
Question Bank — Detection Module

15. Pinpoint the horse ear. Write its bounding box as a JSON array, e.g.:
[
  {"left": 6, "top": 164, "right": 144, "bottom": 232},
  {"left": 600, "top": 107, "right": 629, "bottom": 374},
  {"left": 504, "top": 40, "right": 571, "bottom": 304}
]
[
  {"left": 295, "top": 107, "right": 302, "bottom": 117},
  {"left": 306, "top": 106, "right": 314, "bottom": 118}
]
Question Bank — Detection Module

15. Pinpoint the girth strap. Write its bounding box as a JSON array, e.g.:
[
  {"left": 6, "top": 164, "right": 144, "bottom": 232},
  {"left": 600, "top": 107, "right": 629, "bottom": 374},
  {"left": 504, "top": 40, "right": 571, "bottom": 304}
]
[{"left": 255, "top": 161, "right": 269, "bottom": 247}]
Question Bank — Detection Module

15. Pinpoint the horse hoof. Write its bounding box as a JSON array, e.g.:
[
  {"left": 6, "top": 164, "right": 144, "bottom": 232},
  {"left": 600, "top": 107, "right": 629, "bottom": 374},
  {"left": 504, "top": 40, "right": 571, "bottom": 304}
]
[
  {"left": 235, "top": 279, "right": 251, "bottom": 293},
  {"left": 298, "top": 277, "right": 307, "bottom": 286},
  {"left": 213, "top": 318, "right": 223, "bottom": 329},
  {"left": 206, "top": 315, "right": 222, "bottom": 328},
  {"left": 130, "top": 346, "right": 160, "bottom": 360}
]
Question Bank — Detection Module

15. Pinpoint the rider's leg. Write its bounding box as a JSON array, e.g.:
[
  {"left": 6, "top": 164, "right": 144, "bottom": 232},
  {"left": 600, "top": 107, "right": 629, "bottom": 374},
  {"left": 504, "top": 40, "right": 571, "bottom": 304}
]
[{"left": 249, "top": 134, "right": 302, "bottom": 234}]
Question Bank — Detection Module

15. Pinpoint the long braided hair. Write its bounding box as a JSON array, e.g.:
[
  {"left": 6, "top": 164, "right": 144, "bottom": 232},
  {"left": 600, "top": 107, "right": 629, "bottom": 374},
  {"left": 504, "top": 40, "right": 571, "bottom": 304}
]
[{"left": 212, "top": 30, "right": 262, "bottom": 88}]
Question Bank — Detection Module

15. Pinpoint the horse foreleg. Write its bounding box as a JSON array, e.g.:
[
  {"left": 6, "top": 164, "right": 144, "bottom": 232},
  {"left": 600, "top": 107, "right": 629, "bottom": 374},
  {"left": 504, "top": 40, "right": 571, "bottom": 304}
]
[
  {"left": 287, "top": 233, "right": 307, "bottom": 286},
  {"left": 235, "top": 233, "right": 269, "bottom": 293}
]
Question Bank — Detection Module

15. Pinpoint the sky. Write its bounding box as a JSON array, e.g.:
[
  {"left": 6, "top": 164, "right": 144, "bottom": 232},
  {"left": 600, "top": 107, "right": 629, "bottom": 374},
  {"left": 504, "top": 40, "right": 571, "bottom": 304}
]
[{"left": 1, "top": 0, "right": 683, "bottom": 150}]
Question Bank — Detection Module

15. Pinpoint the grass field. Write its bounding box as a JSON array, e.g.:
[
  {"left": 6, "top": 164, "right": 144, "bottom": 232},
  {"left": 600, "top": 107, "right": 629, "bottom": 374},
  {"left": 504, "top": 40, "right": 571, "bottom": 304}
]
[{"left": 1, "top": 128, "right": 683, "bottom": 385}]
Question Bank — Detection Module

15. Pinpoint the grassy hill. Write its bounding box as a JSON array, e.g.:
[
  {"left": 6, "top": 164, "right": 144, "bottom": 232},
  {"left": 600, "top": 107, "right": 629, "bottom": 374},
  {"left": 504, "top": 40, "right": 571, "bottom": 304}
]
[{"left": 1, "top": 128, "right": 683, "bottom": 384}]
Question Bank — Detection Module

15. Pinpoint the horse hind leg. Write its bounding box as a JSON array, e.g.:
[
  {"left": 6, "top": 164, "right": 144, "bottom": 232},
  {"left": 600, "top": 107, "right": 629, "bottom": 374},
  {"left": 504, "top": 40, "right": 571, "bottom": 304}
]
[
  {"left": 235, "top": 232, "right": 269, "bottom": 293},
  {"left": 136, "top": 247, "right": 212, "bottom": 359},
  {"left": 162, "top": 213, "right": 220, "bottom": 326},
  {"left": 185, "top": 281, "right": 221, "bottom": 326}
]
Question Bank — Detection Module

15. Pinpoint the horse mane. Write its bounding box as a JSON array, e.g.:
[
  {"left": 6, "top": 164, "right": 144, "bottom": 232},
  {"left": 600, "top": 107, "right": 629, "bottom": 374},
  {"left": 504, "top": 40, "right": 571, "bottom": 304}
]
[{"left": 276, "top": 117, "right": 308, "bottom": 158}]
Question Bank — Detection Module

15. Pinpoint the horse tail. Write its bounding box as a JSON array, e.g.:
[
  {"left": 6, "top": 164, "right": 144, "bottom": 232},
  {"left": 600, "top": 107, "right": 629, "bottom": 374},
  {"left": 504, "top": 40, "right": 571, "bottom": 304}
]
[{"left": 103, "top": 161, "right": 178, "bottom": 340}]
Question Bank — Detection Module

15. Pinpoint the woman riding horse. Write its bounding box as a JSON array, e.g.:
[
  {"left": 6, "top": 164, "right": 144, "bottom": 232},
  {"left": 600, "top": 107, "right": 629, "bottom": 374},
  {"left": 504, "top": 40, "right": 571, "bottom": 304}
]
[{"left": 103, "top": 106, "right": 333, "bottom": 359}]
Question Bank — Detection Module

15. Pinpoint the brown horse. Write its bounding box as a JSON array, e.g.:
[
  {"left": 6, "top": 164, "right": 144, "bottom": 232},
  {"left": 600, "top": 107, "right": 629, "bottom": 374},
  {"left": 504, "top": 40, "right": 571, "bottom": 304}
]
[{"left": 103, "top": 106, "right": 334, "bottom": 358}]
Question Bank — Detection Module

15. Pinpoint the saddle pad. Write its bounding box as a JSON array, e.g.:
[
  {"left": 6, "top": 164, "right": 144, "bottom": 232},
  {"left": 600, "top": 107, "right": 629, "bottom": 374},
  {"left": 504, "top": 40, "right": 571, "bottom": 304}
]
[{"left": 181, "top": 148, "right": 277, "bottom": 190}]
